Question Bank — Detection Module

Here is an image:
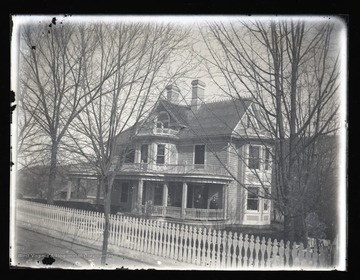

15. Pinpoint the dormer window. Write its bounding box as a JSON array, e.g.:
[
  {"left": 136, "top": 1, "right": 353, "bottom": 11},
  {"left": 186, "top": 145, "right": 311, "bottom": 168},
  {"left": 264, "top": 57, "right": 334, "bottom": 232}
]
[{"left": 156, "top": 112, "right": 170, "bottom": 131}]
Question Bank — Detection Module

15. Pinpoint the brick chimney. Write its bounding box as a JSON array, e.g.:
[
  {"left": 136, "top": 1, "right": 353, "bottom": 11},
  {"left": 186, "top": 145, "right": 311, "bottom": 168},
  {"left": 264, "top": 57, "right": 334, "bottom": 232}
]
[
  {"left": 165, "top": 84, "right": 180, "bottom": 104},
  {"left": 191, "top": 79, "right": 206, "bottom": 110}
]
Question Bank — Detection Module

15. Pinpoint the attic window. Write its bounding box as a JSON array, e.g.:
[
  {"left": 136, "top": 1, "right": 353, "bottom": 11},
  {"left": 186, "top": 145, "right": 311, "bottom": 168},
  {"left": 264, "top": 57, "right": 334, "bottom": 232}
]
[{"left": 156, "top": 112, "right": 170, "bottom": 129}]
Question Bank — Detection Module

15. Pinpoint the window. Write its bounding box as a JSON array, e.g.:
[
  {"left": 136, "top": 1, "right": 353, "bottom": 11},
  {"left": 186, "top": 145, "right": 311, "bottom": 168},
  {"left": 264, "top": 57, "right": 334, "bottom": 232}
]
[
  {"left": 124, "top": 149, "right": 135, "bottom": 163},
  {"left": 194, "top": 144, "right": 205, "bottom": 166},
  {"left": 120, "top": 182, "right": 129, "bottom": 203},
  {"left": 246, "top": 115, "right": 251, "bottom": 129},
  {"left": 247, "top": 187, "right": 259, "bottom": 211},
  {"left": 156, "top": 144, "right": 165, "bottom": 164},
  {"left": 264, "top": 147, "right": 271, "bottom": 171},
  {"left": 263, "top": 188, "right": 270, "bottom": 212},
  {"left": 156, "top": 112, "right": 170, "bottom": 131},
  {"left": 248, "top": 145, "right": 260, "bottom": 169},
  {"left": 141, "top": 144, "right": 149, "bottom": 163}
]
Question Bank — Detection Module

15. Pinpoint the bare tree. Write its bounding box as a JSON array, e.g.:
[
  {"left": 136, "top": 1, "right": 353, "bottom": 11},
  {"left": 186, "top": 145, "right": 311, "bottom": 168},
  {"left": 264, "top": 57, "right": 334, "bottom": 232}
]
[
  {"left": 199, "top": 19, "right": 342, "bottom": 242},
  {"left": 66, "top": 22, "right": 193, "bottom": 265},
  {"left": 19, "top": 21, "right": 120, "bottom": 204}
]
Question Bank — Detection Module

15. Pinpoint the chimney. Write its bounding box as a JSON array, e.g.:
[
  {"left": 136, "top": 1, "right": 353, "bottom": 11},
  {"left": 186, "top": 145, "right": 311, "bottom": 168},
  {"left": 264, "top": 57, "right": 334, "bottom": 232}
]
[
  {"left": 165, "top": 84, "right": 180, "bottom": 104},
  {"left": 191, "top": 79, "right": 206, "bottom": 110}
]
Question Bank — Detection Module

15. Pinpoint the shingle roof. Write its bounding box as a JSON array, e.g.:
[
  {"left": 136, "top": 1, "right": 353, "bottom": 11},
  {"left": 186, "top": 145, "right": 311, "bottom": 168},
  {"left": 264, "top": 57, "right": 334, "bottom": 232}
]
[
  {"left": 158, "top": 99, "right": 191, "bottom": 126},
  {"left": 115, "top": 125, "right": 138, "bottom": 145},
  {"left": 115, "top": 98, "right": 253, "bottom": 143},
  {"left": 178, "top": 98, "right": 253, "bottom": 138}
]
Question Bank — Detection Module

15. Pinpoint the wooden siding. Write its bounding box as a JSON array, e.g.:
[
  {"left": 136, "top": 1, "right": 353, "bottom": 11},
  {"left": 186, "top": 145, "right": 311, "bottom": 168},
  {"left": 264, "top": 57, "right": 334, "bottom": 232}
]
[
  {"left": 177, "top": 142, "right": 228, "bottom": 166},
  {"left": 226, "top": 180, "right": 238, "bottom": 224},
  {"left": 206, "top": 143, "right": 228, "bottom": 167},
  {"left": 227, "top": 142, "right": 238, "bottom": 177},
  {"left": 237, "top": 144, "right": 247, "bottom": 224},
  {"left": 177, "top": 144, "right": 193, "bottom": 165}
]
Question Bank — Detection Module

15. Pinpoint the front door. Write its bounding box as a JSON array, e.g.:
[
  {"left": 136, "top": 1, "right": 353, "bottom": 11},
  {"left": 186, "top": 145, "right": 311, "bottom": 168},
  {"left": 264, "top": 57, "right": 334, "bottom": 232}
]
[{"left": 111, "top": 180, "right": 131, "bottom": 212}]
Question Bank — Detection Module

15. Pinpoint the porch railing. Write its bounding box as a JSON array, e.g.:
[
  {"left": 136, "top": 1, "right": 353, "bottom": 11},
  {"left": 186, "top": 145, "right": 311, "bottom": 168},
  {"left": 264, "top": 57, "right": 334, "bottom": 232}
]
[
  {"left": 184, "top": 208, "right": 225, "bottom": 220},
  {"left": 143, "top": 205, "right": 225, "bottom": 221},
  {"left": 120, "top": 163, "right": 230, "bottom": 177}
]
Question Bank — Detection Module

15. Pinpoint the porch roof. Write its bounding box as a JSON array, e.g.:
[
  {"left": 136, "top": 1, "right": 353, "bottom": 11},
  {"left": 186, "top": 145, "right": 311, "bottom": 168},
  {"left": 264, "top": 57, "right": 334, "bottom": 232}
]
[{"left": 114, "top": 172, "right": 233, "bottom": 184}]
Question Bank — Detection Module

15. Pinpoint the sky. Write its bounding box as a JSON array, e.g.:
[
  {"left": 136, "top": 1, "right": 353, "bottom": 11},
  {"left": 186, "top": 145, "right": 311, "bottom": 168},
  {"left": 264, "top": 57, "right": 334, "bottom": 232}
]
[{"left": 11, "top": 15, "right": 347, "bottom": 102}]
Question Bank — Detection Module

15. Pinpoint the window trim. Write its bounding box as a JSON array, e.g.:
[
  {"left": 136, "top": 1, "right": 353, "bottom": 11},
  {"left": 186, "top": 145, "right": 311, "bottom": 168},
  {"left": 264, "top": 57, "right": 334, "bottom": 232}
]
[{"left": 156, "top": 143, "right": 166, "bottom": 165}]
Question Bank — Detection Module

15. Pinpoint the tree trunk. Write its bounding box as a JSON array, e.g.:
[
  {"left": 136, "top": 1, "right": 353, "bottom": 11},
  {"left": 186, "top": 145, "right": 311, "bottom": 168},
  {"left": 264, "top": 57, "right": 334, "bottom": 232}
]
[
  {"left": 283, "top": 213, "right": 295, "bottom": 243},
  {"left": 101, "top": 178, "right": 112, "bottom": 266},
  {"left": 47, "top": 140, "right": 58, "bottom": 205},
  {"left": 96, "top": 178, "right": 101, "bottom": 205}
]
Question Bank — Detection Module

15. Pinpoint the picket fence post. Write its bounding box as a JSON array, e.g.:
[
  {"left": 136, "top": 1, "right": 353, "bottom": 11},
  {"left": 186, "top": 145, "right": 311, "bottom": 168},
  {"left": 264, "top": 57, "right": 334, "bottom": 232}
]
[
  {"left": 178, "top": 225, "right": 184, "bottom": 261},
  {"left": 15, "top": 200, "right": 336, "bottom": 270}
]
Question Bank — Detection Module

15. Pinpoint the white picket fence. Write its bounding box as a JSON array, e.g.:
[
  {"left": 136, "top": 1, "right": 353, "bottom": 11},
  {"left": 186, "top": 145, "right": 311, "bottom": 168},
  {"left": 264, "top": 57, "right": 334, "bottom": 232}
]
[{"left": 16, "top": 199, "right": 337, "bottom": 269}]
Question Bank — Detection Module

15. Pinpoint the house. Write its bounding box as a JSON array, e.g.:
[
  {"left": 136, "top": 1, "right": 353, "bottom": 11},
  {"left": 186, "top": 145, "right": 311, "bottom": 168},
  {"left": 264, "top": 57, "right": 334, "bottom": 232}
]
[{"left": 68, "top": 80, "right": 273, "bottom": 228}]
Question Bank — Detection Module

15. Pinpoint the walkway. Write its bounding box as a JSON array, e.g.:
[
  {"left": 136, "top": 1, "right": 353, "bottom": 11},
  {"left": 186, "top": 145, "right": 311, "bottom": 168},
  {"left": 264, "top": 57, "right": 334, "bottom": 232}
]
[{"left": 13, "top": 226, "right": 167, "bottom": 269}]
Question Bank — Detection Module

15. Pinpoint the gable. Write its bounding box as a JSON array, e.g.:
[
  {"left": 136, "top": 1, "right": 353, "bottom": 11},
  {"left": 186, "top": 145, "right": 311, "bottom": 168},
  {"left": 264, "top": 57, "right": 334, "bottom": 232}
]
[
  {"left": 178, "top": 99, "right": 252, "bottom": 139},
  {"left": 233, "top": 103, "right": 269, "bottom": 138},
  {"left": 141, "top": 100, "right": 190, "bottom": 129}
]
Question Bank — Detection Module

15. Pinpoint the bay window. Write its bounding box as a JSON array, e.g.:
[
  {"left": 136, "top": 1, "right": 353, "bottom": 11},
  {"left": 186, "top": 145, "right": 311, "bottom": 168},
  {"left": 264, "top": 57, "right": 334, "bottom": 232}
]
[
  {"left": 246, "top": 186, "right": 271, "bottom": 212},
  {"left": 156, "top": 144, "right": 166, "bottom": 164},
  {"left": 248, "top": 145, "right": 272, "bottom": 171},
  {"left": 141, "top": 144, "right": 149, "bottom": 163},
  {"left": 249, "top": 145, "right": 260, "bottom": 170},
  {"left": 247, "top": 187, "right": 259, "bottom": 211}
]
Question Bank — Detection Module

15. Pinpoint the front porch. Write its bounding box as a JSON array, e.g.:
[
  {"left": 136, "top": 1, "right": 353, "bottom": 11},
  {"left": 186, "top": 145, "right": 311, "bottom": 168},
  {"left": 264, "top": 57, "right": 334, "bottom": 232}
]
[{"left": 112, "top": 179, "right": 229, "bottom": 222}]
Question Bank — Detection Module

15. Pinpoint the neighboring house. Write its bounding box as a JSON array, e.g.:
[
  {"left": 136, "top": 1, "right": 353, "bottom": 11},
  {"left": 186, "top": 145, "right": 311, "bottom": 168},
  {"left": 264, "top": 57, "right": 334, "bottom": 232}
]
[{"left": 68, "top": 80, "right": 273, "bottom": 228}]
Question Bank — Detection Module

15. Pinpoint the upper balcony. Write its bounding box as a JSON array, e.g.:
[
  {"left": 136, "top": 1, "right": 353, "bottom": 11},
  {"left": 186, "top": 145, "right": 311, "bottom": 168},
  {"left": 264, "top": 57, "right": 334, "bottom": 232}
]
[
  {"left": 136, "top": 126, "right": 180, "bottom": 139},
  {"left": 118, "top": 163, "right": 231, "bottom": 178}
]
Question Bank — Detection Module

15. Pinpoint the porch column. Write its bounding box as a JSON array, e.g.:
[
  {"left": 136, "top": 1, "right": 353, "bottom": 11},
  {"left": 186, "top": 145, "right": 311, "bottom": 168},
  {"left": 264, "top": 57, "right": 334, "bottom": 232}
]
[
  {"left": 137, "top": 179, "right": 144, "bottom": 213},
  {"left": 162, "top": 182, "right": 168, "bottom": 217},
  {"left": 66, "top": 180, "right": 72, "bottom": 201},
  {"left": 76, "top": 178, "right": 81, "bottom": 198},
  {"left": 181, "top": 182, "right": 188, "bottom": 219},
  {"left": 162, "top": 182, "right": 168, "bottom": 207},
  {"left": 222, "top": 184, "right": 228, "bottom": 220}
]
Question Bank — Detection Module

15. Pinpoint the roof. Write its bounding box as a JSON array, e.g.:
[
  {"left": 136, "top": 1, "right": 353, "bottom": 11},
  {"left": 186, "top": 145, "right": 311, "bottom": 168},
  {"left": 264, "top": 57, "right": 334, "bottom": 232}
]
[
  {"left": 158, "top": 99, "right": 191, "bottom": 126},
  {"left": 178, "top": 98, "right": 253, "bottom": 138},
  {"left": 114, "top": 97, "right": 253, "bottom": 143},
  {"left": 115, "top": 125, "right": 138, "bottom": 146}
]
